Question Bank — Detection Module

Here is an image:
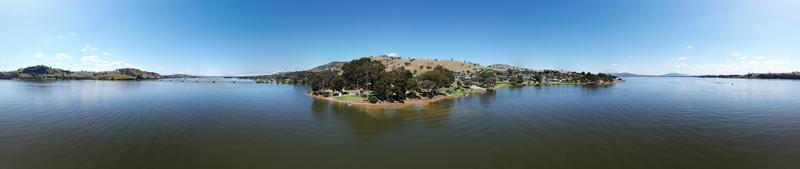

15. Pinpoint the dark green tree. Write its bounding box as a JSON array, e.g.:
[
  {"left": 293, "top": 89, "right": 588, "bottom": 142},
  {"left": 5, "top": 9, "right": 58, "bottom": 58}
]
[
  {"left": 330, "top": 75, "right": 345, "bottom": 92},
  {"left": 509, "top": 75, "right": 525, "bottom": 87},
  {"left": 341, "top": 58, "right": 386, "bottom": 90},
  {"left": 417, "top": 66, "right": 454, "bottom": 97},
  {"left": 476, "top": 69, "right": 497, "bottom": 88}
]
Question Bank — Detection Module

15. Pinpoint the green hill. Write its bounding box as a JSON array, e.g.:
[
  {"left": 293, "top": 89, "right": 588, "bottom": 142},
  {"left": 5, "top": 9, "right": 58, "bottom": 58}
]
[{"left": 0, "top": 65, "right": 161, "bottom": 80}]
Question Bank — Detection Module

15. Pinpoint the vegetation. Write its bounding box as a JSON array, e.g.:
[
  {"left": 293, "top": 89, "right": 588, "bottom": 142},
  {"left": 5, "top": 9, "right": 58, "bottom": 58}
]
[
  {"left": 0, "top": 65, "right": 161, "bottom": 80},
  {"left": 341, "top": 58, "right": 386, "bottom": 90},
  {"left": 368, "top": 96, "right": 379, "bottom": 103},
  {"left": 334, "top": 95, "right": 364, "bottom": 102},
  {"left": 700, "top": 72, "right": 800, "bottom": 80},
  {"left": 416, "top": 65, "right": 455, "bottom": 98},
  {"left": 250, "top": 55, "right": 620, "bottom": 104},
  {"left": 475, "top": 69, "right": 497, "bottom": 89}
]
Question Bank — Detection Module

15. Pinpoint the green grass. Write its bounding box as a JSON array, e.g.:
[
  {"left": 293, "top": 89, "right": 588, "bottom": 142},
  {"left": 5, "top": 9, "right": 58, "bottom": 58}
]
[
  {"left": 444, "top": 88, "right": 484, "bottom": 96},
  {"left": 334, "top": 95, "right": 364, "bottom": 102},
  {"left": 494, "top": 83, "right": 510, "bottom": 88}
]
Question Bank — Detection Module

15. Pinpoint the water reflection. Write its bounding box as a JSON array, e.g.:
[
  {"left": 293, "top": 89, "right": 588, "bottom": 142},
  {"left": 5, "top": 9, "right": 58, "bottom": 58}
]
[{"left": 309, "top": 98, "right": 456, "bottom": 136}]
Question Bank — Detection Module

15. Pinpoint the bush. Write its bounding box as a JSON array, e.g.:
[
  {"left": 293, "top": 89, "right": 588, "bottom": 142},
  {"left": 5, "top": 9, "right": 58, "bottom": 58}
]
[
  {"left": 368, "top": 96, "right": 379, "bottom": 104},
  {"left": 322, "top": 92, "right": 331, "bottom": 97}
]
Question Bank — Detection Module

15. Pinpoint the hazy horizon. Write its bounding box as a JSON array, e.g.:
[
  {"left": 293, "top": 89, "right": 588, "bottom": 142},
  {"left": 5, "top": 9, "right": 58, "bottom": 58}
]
[{"left": 2, "top": 0, "right": 799, "bottom": 76}]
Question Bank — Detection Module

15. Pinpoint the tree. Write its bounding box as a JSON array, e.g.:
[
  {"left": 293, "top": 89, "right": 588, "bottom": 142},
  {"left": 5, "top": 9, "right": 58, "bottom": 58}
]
[
  {"left": 309, "top": 70, "right": 337, "bottom": 92},
  {"left": 341, "top": 58, "right": 386, "bottom": 90},
  {"left": 388, "top": 68, "right": 414, "bottom": 101},
  {"left": 509, "top": 75, "right": 525, "bottom": 87},
  {"left": 368, "top": 96, "right": 379, "bottom": 103},
  {"left": 476, "top": 69, "right": 496, "bottom": 88},
  {"left": 405, "top": 72, "right": 421, "bottom": 99},
  {"left": 371, "top": 71, "right": 392, "bottom": 101},
  {"left": 330, "top": 75, "right": 345, "bottom": 92},
  {"left": 417, "top": 65, "right": 454, "bottom": 97},
  {"left": 371, "top": 68, "right": 415, "bottom": 102}
]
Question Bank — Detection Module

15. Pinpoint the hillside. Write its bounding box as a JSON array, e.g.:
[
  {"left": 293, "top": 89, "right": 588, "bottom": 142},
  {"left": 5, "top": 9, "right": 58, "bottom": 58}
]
[
  {"left": 308, "top": 61, "right": 346, "bottom": 72},
  {"left": 369, "top": 55, "right": 484, "bottom": 73},
  {"left": 611, "top": 72, "right": 692, "bottom": 77},
  {"left": 0, "top": 65, "right": 161, "bottom": 80},
  {"left": 301, "top": 55, "right": 521, "bottom": 75},
  {"left": 487, "top": 64, "right": 528, "bottom": 71}
]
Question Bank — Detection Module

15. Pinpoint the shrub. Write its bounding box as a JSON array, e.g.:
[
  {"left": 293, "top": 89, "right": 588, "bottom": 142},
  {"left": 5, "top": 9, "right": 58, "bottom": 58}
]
[
  {"left": 322, "top": 91, "right": 331, "bottom": 97},
  {"left": 368, "top": 96, "right": 379, "bottom": 104}
]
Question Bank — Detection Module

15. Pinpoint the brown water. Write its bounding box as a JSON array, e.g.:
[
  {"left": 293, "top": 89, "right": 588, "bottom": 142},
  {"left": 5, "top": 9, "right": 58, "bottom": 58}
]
[{"left": 1, "top": 77, "right": 799, "bottom": 169}]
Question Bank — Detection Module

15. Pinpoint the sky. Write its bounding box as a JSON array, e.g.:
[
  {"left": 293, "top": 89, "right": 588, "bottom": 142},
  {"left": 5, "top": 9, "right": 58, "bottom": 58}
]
[{"left": 1, "top": 0, "right": 799, "bottom": 76}]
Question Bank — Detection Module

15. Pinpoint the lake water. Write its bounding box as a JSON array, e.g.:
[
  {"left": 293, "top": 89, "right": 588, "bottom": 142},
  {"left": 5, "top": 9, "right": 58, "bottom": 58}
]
[{"left": 1, "top": 77, "right": 799, "bottom": 169}]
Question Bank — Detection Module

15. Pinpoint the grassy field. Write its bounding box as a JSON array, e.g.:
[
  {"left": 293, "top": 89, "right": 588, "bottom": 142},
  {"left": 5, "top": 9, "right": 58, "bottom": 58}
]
[
  {"left": 370, "top": 56, "right": 483, "bottom": 74},
  {"left": 334, "top": 95, "right": 365, "bottom": 102}
]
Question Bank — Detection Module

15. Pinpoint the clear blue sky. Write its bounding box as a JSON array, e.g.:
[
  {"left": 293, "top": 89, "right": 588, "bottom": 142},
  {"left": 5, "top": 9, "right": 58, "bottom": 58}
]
[{"left": 1, "top": 0, "right": 799, "bottom": 75}]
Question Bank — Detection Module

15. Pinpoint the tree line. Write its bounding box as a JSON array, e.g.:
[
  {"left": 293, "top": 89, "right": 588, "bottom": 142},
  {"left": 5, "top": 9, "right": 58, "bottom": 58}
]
[{"left": 257, "top": 58, "right": 619, "bottom": 103}]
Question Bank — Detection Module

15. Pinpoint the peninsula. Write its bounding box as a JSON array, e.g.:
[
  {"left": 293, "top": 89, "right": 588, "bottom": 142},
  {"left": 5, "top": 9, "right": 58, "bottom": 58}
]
[
  {"left": 700, "top": 72, "right": 800, "bottom": 80},
  {"left": 246, "top": 55, "right": 619, "bottom": 106}
]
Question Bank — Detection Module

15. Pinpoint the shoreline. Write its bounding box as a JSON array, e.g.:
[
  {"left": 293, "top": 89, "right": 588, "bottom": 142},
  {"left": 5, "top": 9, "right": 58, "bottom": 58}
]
[
  {"left": 307, "top": 81, "right": 621, "bottom": 108},
  {"left": 308, "top": 93, "right": 457, "bottom": 108}
]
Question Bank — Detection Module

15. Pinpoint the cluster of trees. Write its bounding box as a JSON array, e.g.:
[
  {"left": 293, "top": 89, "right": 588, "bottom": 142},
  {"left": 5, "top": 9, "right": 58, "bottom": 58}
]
[
  {"left": 501, "top": 69, "right": 616, "bottom": 85},
  {"left": 474, "top": 69, "right": 497, "bottom": 88},
  {"left": 302, "top": 58, "right": 455, "bottom": 103},
  {"left": 415, "top": 66, "right": 455, "bottom": 97},
  {"left": 576, "top": 72, "right": 617, "bottom": 83},
  {"left": 700, "top": 72, "right": 800, "bottom": 80},
  {"left": 456, "top": 69, "right": 617, "bottom": 88}
]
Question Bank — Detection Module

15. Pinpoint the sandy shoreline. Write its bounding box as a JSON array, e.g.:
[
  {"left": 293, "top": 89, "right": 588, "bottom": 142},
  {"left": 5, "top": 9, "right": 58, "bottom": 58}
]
[{"left": 307, "top": 93, "right": 454, "bottom": 108}]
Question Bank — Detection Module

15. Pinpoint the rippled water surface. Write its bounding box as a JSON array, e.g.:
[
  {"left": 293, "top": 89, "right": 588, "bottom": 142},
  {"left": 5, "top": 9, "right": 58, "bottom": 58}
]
[{"left": 1, "top": 77, "right": 799, "bottom": 169}]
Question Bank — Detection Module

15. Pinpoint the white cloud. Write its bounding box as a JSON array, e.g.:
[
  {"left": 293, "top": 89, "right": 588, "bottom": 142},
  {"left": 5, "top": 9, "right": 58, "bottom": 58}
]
[
  {"left": 732, "top": 52, "right": 749, "bottom": 60},
  {"left": 81, "top": 45, "right": 98, "bottom": 52},
  {"left": 81, "top": 55, "right": 99, "bottom": 62},
  {"left": 102, "top": 52, "right": 112, "bottom": 56},
  {"left": 386, "top": 52, "right": 398, "bottom": 57},
  {"left": 34, "top": 52, "right": 44, "bottom": 58},
  {"left": 666, "top": 57, "right": 689, "bottom": 69},
  {"left": 686, "top": 45, "right": 693, "bottom": 49},
  {"left": 56, "top": 53, "right": 70, "bottom": 59},
  {"left": 56, "top": 32, "right": 77, "bottom": 39}
]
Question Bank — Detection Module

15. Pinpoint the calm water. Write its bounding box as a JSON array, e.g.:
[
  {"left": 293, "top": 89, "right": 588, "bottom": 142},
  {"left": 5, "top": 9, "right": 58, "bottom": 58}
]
[{"left": 1, "top": 77, "right": 799, "bottom": 169}]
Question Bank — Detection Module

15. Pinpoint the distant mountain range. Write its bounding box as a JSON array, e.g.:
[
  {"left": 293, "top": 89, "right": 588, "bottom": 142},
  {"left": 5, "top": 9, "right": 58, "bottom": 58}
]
[
  {"left": 0, "top": 65, "right": 161, "bottom": 80},
  {"left": 611, "top": 72, "right": 693, "bottom": 77},
  {"left": 161, "top": 74, "right": 202, "bottom": 78},
  {"left": 700, "top": 72, "right": 800, "bottom": 80}
]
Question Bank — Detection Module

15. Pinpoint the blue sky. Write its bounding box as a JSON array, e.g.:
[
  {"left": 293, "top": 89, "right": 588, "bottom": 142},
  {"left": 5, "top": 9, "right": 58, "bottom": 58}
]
[{"left": 1, "top": 0, "right": 799, "bottom": 75}]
